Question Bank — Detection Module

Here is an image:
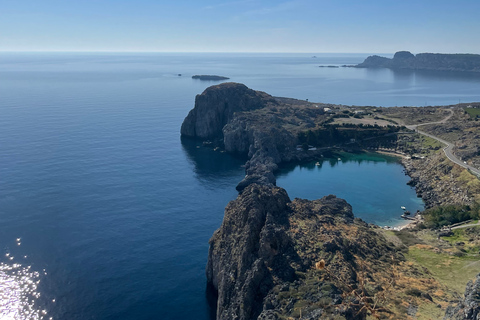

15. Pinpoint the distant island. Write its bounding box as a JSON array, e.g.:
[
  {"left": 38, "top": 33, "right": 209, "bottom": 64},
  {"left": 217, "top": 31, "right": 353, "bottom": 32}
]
[
  {"left": 356, "top": 51, "right": 480, "bottom": 72},
  {"left": 192, "top": 75, "right": 230, "bottom": 81}
]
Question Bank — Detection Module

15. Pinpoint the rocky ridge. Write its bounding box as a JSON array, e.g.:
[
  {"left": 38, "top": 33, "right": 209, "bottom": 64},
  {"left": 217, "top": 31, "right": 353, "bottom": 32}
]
[{"left": 444, "top": 273, "right": 480, "bottom": 319}]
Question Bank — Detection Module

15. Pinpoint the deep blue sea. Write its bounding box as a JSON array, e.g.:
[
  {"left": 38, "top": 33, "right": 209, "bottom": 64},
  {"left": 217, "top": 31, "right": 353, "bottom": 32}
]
[{"left": 1, "top": 53, "right": 480, "bottom": 320}]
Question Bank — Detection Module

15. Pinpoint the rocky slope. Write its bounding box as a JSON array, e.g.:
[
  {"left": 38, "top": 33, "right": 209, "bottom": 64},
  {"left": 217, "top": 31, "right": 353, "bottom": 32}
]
[
  {"left": 181, "top": 83, "right": 332, "bottom": 191},
  {"left": 206, "top": 184, "right": 460, "bottom": 320},
  {"left": 402, "top": 152, "right": 474, "bottom": 208},
  {"left": 180, "top": 83, "right": 480, "bottom": 319},
  {"left": 444, "top": 273, "right": 480, "bottom": 319},
  {"left": 356, "top": 51, "right": 480, "bottom": 72}
]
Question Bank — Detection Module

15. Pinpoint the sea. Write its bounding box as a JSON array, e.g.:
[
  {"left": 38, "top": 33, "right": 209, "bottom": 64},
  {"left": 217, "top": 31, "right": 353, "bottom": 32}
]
[{"left": 1, "top": 52, "right": 480, "bottom": 320}]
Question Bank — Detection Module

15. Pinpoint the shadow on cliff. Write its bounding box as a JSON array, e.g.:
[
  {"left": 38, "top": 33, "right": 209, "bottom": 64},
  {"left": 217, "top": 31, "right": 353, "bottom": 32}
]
[
  {"left": 276, "top": 151, "right": 400, "bottom": 177},
  {"left": 181, "top": 136, "right": 247, "bottom": 184}
]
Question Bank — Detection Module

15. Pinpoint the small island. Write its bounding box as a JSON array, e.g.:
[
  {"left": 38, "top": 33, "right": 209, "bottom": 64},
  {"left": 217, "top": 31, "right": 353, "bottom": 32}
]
[
  {"left": 192, "top": 75, "right": 230, "bottom": 81},
  {"left": 355, "top": 51, "right": 480, "bottom": 72},
  {"left": 319, "top": 65, "right": 339, "bottom": 68}
]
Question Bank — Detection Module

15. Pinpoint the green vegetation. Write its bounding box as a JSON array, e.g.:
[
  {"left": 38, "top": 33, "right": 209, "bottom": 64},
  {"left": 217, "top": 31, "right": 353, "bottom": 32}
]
[
  {"left": 297, "top": 123, "right": 402, "bottom": 148},
  {"left": 465, "top": 107, "right": 480, "bottom": 119},
  {"left": 422, "top": 203, "right": 480, "bottom": 228},
  {"left": 406, "top": 246, "right": 479, "bottom": 293},
  {"left": 441, "top": 226, "right": 480, "bottom": 254}
]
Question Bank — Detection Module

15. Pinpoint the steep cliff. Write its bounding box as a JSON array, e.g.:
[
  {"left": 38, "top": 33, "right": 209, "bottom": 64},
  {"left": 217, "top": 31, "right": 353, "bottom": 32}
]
[
  {"left": 206, "top": 184, "right": 298, "bottom": 320},
  {"left": 206, "top": 184, "right": 443, "bottom": 320},
  {"left": 181, "top": 83, "right": 308, "bottom": 191},
  {"left": 180, "top": 82, "right": 276, "bottom": 139}
]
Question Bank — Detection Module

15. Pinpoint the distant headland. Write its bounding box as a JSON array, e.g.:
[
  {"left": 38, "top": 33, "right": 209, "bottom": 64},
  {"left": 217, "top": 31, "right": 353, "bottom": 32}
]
[
  {"left": 355, "top": 51, "right": 480, "bottom": 72},
  {"left": 192, "top": 75, "right": 230, "bottom": 81}
]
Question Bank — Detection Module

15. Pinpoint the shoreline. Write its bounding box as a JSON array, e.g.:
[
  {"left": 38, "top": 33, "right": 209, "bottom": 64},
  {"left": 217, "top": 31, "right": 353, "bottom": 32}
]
[{"left": 373, "top": 149, "right": 409, "bottom": 159}]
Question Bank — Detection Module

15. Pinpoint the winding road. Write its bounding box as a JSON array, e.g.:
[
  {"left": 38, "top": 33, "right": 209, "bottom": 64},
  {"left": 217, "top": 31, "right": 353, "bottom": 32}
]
[{"left": 405, "top": 109, "right": 480, "bottom": 176}]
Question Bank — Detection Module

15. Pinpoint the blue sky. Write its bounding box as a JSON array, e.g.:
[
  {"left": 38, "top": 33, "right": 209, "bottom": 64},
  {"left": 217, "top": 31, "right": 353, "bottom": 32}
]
[{"left": 1, "top": 0, "right": 479, "bottom": 53}]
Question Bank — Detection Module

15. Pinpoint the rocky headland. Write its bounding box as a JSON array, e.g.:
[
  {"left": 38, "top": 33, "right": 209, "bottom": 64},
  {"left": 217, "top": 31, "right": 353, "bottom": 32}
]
[
  {"left": 356, "top": 51, "right": 480, "bottom": 73},
  {"left": 181, "top": 83, "right": 480, "bottom": 319}
]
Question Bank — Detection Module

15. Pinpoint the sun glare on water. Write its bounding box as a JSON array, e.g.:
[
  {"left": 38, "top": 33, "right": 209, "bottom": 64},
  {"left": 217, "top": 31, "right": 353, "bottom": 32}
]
[{"left": 0, "top": 261, "right": 49, "bottom": 320}]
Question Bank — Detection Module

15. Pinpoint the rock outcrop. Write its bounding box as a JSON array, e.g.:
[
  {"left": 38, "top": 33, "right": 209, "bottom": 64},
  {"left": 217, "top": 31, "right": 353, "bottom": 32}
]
[
  {"left": 444, "top": 273, "right": 480, "bottom": 319},
  {"left": 181, "top": 83, "right": 298, "bottom": 191},
  {"left": 180, "top": 82, "right": 276, "bottom": 139},
  {"left": 206, "top": 184, "right": 413, "bottom": 320},
  {"left": 356, "top": 51, "right": 480, "bottom": 72},
  {"left": 206, "top": 184, "right": 298, "bottom": 320},
  {"left": 402, "top": 152, "right": 474, "bottom": 208}
]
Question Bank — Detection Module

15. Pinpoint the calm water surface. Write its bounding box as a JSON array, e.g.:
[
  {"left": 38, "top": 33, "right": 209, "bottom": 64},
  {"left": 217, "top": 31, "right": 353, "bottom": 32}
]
[
  {"left": 276, "top": 153, "right": 424, "bottom": 227},
  {"left": 0, "top": 53, "right": 479, "bottom": 319}
]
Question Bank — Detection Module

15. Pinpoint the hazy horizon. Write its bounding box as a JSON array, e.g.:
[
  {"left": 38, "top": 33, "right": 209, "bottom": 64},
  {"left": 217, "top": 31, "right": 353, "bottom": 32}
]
[{"left": 2, "top": 0, "right": 480, "bottom": 54}]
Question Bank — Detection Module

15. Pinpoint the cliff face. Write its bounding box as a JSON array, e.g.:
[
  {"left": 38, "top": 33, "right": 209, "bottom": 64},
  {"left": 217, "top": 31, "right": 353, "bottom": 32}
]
[
  {"left": 206, "top": 184, "right": 298, "bottom": 320},
  {"left": 181, "top": 83, "right": 298, "bottom": 191},
  {"left": 180, "top": 82, "right": 276, "bottom": 139},
  {"left": 206, "top": 184, "right": 419, "bottom": 320},
  {"left": 444, "top": 273, "right": 480, "bottom": 320},
  {"left": 356, "top": 51, "right": 480, "bottom": 72}
]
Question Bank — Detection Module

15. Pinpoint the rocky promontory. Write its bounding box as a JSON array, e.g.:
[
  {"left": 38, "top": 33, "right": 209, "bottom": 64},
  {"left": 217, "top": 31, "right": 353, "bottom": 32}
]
[
  {"left": 181, "top": 83, "right": 312, "bottom": 191},
  {"left": 356, "top": 51, "right": 480, "bottom": 72},
  {"left": 181, "top": 83, "right": 480, "bottom": 319}
]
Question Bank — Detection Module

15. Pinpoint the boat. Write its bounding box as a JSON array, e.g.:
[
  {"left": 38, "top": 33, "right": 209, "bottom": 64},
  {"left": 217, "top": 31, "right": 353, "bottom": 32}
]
[
  {"left": 338, "top": 158, "right": 341, "bottom": 161},
  {"left": 315, "top": 162, "right": 320, "bottom": 166},
  {"left": 401, "top": 206, "right": 406, "bottom": 210}
]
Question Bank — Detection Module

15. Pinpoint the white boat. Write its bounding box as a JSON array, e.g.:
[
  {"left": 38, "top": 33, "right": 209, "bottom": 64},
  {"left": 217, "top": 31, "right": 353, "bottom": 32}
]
[
  {"left": 401, "top": 206, "right": 406, "bottom": 210},
  {"left": 315, "top": 162, "right": 320, "bottom": 166}
]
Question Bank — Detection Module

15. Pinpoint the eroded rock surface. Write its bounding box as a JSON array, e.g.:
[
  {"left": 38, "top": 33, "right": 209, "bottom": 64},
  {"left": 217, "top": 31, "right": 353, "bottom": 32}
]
[
  {"left": 206, "top": 185, "right": 413, "bottom": 320},
  {"left": 180, "top": 82, "right": 276, "bottom": 139},
  {"left": 444, "top": 273, "right": 480, "bottom": 319},
  {"left": 206, "top": 184, "right": 297, "bottom": 320}
]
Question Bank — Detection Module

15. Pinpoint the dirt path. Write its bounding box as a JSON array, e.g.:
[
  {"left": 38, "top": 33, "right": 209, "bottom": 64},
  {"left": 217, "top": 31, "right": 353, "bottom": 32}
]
[{"left": 405, "top": 110, "right": 480, "bottom": 176}]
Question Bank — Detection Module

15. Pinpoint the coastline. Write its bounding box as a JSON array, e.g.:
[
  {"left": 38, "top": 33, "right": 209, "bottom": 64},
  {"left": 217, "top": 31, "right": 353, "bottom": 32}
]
[
  {"left": 181, "top": 83, "right": 479, "bottom": 320},
  {"left": 374, "top": 149, "right": 408, "bottom": 159}
]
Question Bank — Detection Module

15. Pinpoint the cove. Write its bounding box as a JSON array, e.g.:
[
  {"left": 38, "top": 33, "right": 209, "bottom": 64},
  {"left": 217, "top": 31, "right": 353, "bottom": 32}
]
[{"left": 275, "top": 152, "right": 424, "bottom": 227}]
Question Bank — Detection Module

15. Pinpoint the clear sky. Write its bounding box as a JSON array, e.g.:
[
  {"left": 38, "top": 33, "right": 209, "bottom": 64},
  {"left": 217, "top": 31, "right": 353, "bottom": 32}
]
[{"left": 1, "top": 0, "right": 479, "bottom": 53}]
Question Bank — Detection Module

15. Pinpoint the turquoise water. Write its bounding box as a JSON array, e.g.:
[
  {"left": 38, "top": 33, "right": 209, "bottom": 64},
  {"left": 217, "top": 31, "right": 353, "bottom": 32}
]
[
  {"left": 0, "top": 53, "right": 478, "bottom": 319},
  {"left": 276, "top": 153, "right": 424, "bottom": 227}
]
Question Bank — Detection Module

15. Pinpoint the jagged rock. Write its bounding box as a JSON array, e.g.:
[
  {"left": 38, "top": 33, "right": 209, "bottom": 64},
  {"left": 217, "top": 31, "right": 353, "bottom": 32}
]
[
  {"left": 181, "top": 82, "right": 276, "bottom": 139},
  {"left": 444, "top": 273, "right": 480, "bottom": 319},
  {"left": 206, "top": 184, "right": 298, "bottom": 320},
  {"left": 181, "top": 83, "right": 298, "bottom": 191}
]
